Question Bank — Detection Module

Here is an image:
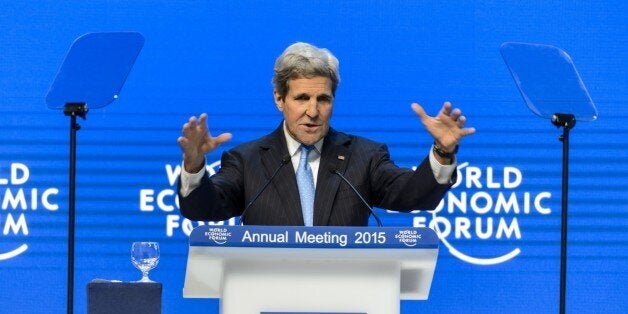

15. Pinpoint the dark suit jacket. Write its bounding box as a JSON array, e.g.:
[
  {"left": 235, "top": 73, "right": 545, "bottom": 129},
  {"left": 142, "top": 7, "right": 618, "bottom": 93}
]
[{"left": 179, "top": 123, "right": 453, "bottom": 226}]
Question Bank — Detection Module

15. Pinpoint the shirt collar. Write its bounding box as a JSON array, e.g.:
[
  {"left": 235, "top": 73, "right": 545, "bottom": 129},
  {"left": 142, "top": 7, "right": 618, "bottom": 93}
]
[{"left": 283, "top": 121, "right": 324, "bottom": 157}]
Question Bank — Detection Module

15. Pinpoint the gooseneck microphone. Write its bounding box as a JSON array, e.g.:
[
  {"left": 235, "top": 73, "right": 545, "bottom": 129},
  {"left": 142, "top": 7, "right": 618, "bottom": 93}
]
[
  {"left": 329, "top": 167, "right": 383, "bottom": 227},
  {"left": 239, "top": 154, "right": 291, "bottom": 225}
]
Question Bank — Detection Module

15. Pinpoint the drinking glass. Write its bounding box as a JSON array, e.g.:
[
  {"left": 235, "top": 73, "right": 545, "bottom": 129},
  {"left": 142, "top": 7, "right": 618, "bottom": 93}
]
[{"left": 131, "top": 242, "right": 160, "bottom": 282}]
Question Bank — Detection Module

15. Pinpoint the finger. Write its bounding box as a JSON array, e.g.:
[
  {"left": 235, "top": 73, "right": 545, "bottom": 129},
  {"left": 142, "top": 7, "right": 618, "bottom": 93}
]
[
  {"left": 213, "top": 132, "right": 233, "bottom": 145},
  {"left": 198, "top": 113, "right": 209, "bottom": 133},
  {"left": 457, "top": 115, "right": 467, "bottom": 127},
  {"left": 439, "top": 102, "right": 452, "bottom": 116},
  {"left": 177, "top": 136, "right": 193, "bottom": 150},
  {"left": 182, "top": 116, "right": 198, "bottom": 135},
  {"left": 204, "top": 133, "right": 232, "bottom": 152},
  {"left": 411, "top": 103, "right": 429, "bottom": 122},
  {"left": 462, "top": 127, "right": 476, "bottom": 136},
  {"left": 449, "top": 108, "right": 462, "bottom": 123},
  {"left": 182, "top": 122, "right": 194, "bottom": 137},
  {"left": 183, "top": 123, "right": 204, "bottom": 139}
]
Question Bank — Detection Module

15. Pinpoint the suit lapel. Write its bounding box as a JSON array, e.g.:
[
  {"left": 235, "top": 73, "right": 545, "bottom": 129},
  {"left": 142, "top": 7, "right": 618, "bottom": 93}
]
[
  {"left": 314, "top": 129, "right": 351, "bottom": 225},
  {"left": 259, "top": 124, "right": 304, "bottom": 225}
]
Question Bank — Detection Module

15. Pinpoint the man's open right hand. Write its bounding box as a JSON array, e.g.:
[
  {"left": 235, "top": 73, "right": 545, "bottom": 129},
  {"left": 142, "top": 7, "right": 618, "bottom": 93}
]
[{"left": 177, "top": 113, "right": 232, "bottom": 173}]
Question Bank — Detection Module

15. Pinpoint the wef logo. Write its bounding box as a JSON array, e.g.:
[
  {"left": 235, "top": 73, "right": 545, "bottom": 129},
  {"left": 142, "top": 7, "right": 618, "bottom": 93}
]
[
  {"left": 1, "top": 163, "right": 59, "bottom": 261},
  {"left": 411, "top": 162, "right": 552, "bottom": 265}
]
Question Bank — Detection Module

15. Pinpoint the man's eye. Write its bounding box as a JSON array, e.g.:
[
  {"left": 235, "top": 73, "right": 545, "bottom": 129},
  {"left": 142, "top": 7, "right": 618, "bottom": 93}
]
[{"left": 318, "top": 96, "right": 331, "bottom": 103}]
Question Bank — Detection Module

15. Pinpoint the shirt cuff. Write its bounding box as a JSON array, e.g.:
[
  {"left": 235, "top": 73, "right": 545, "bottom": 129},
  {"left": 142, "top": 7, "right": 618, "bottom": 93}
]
[
  {"left": 179, "top": 162, "right": 206, "bottom": 197},
  {"left": 429, "top": 146, "right": 457, "bottom": 184}
]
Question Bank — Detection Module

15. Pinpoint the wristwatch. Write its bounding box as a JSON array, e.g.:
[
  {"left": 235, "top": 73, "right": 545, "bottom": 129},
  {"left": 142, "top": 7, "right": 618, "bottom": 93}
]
[{"left": 432, "top": 141, "right": 458, "bottom": 159}]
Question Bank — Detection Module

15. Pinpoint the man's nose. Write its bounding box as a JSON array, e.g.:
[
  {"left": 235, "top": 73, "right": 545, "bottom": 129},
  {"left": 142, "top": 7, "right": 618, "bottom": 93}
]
[{"left": 305, "top": 100, "right": 319, "bottom": 118}]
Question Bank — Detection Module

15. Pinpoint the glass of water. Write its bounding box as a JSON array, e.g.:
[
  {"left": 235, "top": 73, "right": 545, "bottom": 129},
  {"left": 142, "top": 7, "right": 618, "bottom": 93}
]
[{"left": 131, "top": 242, "right": 159, "bottom": 282}]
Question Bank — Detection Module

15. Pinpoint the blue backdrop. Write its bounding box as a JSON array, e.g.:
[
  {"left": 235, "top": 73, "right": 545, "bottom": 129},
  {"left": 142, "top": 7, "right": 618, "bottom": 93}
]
[{"left": 0, "top": 1, "right": 626, "bottom": 313}]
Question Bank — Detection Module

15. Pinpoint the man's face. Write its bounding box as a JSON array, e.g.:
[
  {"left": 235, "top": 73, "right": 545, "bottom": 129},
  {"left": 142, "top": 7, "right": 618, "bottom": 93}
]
[{"left": 274, "top": 76, "right": 333, "bottom": 145}]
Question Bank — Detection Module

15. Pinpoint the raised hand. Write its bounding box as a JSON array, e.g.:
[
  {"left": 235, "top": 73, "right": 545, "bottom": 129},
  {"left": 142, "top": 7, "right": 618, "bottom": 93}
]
[
  {"left": 411, "top": 102, "right": 475, "bottom": 152},
  {"left": 177, "top": 113, "right": 232, "bottom": 173}
]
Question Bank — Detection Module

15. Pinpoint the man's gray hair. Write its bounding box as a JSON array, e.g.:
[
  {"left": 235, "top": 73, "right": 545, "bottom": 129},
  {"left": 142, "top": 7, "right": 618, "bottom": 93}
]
[{"left": 272, "top": 42, "right": 340, "bottom": 98}]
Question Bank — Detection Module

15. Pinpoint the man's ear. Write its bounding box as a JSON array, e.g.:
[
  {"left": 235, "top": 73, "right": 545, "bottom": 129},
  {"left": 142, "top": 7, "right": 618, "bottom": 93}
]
[{"left": 274, "top": 90, "right": 284, "bottom": 111}]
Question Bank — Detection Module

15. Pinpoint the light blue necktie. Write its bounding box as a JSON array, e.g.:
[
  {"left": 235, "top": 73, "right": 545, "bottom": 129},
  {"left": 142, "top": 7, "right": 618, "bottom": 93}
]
[{"left": 297, "top": 145, "right": 315, "bottom": 226}]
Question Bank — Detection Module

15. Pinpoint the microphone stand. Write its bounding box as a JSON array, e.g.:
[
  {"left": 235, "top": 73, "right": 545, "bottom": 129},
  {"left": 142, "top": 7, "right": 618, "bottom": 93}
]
[
  {"left": 63, "top": 102, "right": 88, "bottom": 314},
  {"left": 239, "top": 155, "right": 290, "bottom": 225},
  {"left": 332, "top": 169, "right": 383, "bottom": 227},
  {"left": 551, "top": 113, "right": 575, "bottom": 314}
]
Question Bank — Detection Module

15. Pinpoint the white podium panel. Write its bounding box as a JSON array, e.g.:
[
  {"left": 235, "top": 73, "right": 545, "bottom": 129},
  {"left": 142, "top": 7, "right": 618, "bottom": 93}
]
[{"left": 183, "top": 226, "right": 439, "bottom": 314}]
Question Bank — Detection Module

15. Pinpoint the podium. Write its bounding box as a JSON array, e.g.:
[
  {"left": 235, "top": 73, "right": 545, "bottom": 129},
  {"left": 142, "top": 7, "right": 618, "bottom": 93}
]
[{"left": 183, "top": 225, "right": 439, "bottom": 314}]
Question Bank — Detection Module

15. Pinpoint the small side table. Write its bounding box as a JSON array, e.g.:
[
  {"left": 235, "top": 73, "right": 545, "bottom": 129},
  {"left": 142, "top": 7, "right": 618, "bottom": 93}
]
[{"left": 87, "top": 281, "right": 162, "bottom": 314}]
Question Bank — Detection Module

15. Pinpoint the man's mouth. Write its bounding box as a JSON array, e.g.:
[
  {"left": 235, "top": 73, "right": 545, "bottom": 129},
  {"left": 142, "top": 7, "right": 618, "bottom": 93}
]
[{"left": 301, "top": 123, "right": 321, "bottom": 132}]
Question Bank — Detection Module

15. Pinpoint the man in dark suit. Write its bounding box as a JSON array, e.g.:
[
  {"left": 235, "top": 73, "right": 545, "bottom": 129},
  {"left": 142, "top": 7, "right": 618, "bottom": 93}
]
[{"left": 178, "top": 42, "right": 475, "bottom": 226}]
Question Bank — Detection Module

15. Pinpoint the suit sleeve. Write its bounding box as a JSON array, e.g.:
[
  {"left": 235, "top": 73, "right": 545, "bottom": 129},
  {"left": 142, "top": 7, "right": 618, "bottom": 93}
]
[
  {"left": 178, "top": 150, "right": 245, "bottom": 221},
  {"left": 369, "top": 144, "right": 453, "bottom": 212}
]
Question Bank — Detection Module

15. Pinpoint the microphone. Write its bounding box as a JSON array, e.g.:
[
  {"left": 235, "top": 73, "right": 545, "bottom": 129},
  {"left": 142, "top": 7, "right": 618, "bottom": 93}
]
[
  {"left": 239, "top": 154, "right": 291, "bottom": 225},
  {"left": 329, "top": 167, "right": 383, "bottom": 227}
]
